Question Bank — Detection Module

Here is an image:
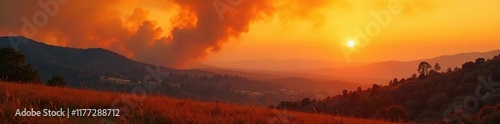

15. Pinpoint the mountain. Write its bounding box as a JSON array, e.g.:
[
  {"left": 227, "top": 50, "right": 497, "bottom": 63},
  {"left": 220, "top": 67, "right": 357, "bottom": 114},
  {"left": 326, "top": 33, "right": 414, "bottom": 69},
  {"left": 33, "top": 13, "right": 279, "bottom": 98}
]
[
  {"left": 302, "top": 50, "right": 500, "bottom": 81},
  {"left": 203, "top": 59, "right": 367, "bottom": 71},
  {"left": 195, "top": 63, "right": 388, "bottom": 85},
  {"left": 0, "top": 36, "right": 216, "bottom": 86},
  {"left": 201, "top": 50, "right": 500, "bottom": 85},
  {"left": 272, "top": 77, "right": 371, "bottom": 98}
]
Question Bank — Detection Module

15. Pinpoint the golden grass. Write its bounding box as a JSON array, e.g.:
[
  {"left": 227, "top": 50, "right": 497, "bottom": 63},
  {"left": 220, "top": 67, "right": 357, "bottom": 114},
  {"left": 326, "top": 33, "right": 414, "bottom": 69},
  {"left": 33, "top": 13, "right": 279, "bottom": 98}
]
[{"left": 0, "top": 82, "right": 393, "bottom": 124}]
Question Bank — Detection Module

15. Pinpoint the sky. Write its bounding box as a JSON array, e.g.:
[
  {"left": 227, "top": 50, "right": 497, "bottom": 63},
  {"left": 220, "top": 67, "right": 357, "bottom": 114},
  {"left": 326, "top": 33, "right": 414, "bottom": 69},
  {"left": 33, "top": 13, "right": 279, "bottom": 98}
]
[{"left": 1, "top": 0, "right": 499, "bottom": 68}]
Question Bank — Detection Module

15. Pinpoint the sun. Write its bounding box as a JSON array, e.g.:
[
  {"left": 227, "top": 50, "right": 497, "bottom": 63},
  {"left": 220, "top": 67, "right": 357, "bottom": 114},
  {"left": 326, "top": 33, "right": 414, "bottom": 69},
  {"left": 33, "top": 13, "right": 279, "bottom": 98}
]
[{"left": 347, "top": 40, "right": 355, "bottom": 47}]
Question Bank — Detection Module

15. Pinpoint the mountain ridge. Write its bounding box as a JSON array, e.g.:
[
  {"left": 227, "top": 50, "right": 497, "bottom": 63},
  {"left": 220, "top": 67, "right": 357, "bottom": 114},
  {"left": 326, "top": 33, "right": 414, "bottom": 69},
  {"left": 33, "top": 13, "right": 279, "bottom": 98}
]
[
  {"left": 0, "top": 36, "right": 216, "bottom": 86},
  {"left": 301, "top": 49, "right": 500, "bottom": 81},
  {"left": 0, "top": 36, "right": 349, "bottom": 106}
]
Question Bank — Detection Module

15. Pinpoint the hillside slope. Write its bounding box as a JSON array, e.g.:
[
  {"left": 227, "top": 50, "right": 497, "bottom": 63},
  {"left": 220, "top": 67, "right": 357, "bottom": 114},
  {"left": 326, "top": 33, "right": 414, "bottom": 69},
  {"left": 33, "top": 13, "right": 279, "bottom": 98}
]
[
  {"left": 304, "top": 50, "right": 500, "bottom": 80},
  {"left": 277, "top": 54, "right": 500, "bottom": 123},
  {"left": 0, "top": 82, "right": 391, "bottom": 123},
  {"left": 0, "top": 36, "right": 215, "bottom": 86}
]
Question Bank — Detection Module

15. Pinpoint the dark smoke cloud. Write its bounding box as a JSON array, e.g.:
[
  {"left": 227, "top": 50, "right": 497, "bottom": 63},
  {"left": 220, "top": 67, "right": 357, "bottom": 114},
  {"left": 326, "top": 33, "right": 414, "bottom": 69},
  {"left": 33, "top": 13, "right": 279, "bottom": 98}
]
[{"left": 0, "top": 0, "right": 339, "bottom": 68}]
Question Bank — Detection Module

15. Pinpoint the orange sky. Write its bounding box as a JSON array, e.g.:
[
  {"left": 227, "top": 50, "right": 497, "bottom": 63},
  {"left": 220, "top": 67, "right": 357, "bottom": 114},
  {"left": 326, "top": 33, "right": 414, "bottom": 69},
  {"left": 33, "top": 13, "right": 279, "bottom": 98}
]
[
  {"left": 207, "top": 0, "right": 500, "bottom": 63},
  {"left": 1, "top": 0, "right": 500, "bottom": 67}
]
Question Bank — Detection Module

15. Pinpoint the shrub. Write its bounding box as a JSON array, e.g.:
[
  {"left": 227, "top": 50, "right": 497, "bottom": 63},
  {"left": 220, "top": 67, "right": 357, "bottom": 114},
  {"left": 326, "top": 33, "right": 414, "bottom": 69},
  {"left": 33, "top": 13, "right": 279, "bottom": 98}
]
[
  {"left": 47, "top": 75, "right": 66, "bottom": 88},
  {"left": 375, "top": 105, "right": 410, "bottom": 122}
]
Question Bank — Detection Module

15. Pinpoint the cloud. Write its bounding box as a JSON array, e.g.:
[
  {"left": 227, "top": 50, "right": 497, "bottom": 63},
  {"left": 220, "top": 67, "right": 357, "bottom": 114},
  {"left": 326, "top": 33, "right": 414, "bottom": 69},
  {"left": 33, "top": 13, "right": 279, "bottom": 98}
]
[{"left": 0, "top": 0, "right": 342, "bottom": 68}]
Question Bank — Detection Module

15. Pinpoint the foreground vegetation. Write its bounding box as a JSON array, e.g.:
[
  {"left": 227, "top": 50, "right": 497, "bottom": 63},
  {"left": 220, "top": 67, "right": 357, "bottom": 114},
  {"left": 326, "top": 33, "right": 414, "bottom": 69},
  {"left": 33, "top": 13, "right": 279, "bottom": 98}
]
[{"left": 0, "top": 82, "right": 391, "bottom": 123}]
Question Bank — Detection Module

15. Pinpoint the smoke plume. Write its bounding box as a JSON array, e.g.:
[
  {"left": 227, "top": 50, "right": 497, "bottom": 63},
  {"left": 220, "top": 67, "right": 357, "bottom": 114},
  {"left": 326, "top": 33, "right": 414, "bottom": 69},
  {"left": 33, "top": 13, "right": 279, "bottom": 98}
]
[{"left": 0, "top": 0, "right": 338, "bottom": 67}]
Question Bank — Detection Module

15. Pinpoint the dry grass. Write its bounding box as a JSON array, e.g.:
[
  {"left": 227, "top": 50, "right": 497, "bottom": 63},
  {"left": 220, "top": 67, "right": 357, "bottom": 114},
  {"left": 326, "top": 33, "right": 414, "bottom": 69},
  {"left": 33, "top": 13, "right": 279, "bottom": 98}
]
[{"left": 0, "top": 82, "right": 393, "bottom": 124}]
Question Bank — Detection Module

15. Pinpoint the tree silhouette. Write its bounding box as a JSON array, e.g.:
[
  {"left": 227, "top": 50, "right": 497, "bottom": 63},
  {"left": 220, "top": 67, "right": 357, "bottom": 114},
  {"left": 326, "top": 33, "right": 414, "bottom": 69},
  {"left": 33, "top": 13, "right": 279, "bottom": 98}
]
[
  {"left": 434, "top": 63, "right": 441, "bottom": 72},
  {"left": 476, "top": 58, "right": 486, "bottom": 64},
  {"left": 418, "top": 73, "right": 426, "bottom": 79},
  {"left": 372, "top": 84, "right": 380, "bottom": 90},
  {"left": 427, "top": 92, "right": 450, "bottom": 109},
  {"left": 0, "top": 48, "right": 41, "bottom": 83},
  {"left": 411, "top": 74, "right": 418, "bottom": 80},
  {"left": 375, "top": 105, "right": 410, "bottom": 122},
  {"left": 446, "top": 67, "right": 452, "bottom": 73},
  {"left": 47, "top": 75, "right": 66, "bottom": 87},
  {"left": 300, "top": 98, "right": 312, "bottom": 106},
  {"left": 462, "top": 61, "right": 475, "bottom": 70},
  {"left": 477, "top": 103, "right": 500, "bottom": 124},
  {"left": 393, "top": 78, "right": 398, "bottom": 85},
  {"left": 417, "top": 61, "right": 432, "bottom": 75}
]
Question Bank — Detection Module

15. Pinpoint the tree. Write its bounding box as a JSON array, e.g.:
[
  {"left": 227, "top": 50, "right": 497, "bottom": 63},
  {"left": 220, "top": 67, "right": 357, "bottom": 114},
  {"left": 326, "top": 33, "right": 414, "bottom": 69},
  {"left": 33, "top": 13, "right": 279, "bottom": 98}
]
[
  {"left": 400, "top": 78, "right": 406, "bottom": 82},
  {"left": 375, "top": 105, "right": 410, "bottom": 122},
  {"left": 300, "top": 98, "right": 312, "bottom": 106},
  {"left": 21, "top": 64, "right": 41, "bottom": 82},
  {"left": 434, "top": 63, "right": 441, "bottom": 72},
  {"left": 417, "top": 61, "right": 432, "bottom": 75},
  {"left": 427, "top": 92, "right": 450, "bottom": 109},
  {"left": 476, "top": 58, "right": 486, "bottom": 64},
  {"left": 386, "top": 105, "right": 410, "bottom": 122},
  {"left": 418, "top": 73, "right": 426, "bottom": 80},
  {"left": 428, "top": 69, "right": 438, "bottom": 76},
  {"left": 477, "top": 103, "right": 500, "bottom": 124},
  {"left": 446, "top": 67, "right": 452, "bottom": 73},
  {"left": 0, "top": 48, "right": 41, "bottom": 83},
  {"left": 47, "top": 75, "right": 66, "bottom": 88},
  {"left": 372, "top": 84, "right": 380, "bottom": 90},
  {"left": 342, "top": 90, "right": 348, "bottom": 96},
  {"left": 393, "top": 78, "right": 399, "bottom": 85},
  {"left": 357, "top": 87, "right": 362, "bottom": 92},
  {"left": 411, "top": 74, "right": 418, "bottom": 80},
  {"left": 462, "top": 61, "right": 475, "bottom": 70},
  {"left": 370, "top": 84, "right": 381, "bottom": 96}
]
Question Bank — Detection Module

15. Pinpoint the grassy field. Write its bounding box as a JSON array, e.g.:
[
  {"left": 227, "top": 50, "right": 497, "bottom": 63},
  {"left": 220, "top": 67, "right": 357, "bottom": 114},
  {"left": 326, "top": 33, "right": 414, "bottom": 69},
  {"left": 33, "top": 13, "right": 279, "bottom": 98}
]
[{"left": 0, "top": 82, "right": 392, "bottom": 123}]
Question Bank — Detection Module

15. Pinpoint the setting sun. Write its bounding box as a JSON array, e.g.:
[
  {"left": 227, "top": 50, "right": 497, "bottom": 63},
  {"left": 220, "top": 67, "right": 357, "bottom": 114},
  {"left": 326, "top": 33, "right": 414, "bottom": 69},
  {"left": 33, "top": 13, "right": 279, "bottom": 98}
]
[{"left": 347, "top": 40, "right": 355, "bottom": 47}]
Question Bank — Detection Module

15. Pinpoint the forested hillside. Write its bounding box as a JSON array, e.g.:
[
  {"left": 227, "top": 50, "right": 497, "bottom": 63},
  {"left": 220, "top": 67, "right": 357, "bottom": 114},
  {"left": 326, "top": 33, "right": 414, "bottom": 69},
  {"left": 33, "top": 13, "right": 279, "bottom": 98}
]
[{"left": 276, "top": 54, "right": 500, "bottom": 123}]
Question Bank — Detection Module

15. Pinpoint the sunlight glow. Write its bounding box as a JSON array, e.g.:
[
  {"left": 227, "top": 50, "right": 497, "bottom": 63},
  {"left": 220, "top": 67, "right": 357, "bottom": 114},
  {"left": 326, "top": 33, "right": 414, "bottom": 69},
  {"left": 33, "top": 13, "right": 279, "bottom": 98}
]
[{"left": 347, "top": 40, "right": 355, "bottom": 47}]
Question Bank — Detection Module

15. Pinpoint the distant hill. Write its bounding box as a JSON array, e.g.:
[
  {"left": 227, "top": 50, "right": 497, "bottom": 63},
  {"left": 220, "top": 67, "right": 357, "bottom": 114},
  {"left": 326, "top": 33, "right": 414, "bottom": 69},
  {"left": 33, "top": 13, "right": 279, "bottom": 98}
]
[
  {"left": 272, "top": 77, "right": 371, "bottom": 98},
  {"left": 195, "top": 64, "right": 388, "bottom": 85},
  {"left": 0, "top": 36, "right": 215, "bottom": 86},
  {"left": 201, "top": 50, "right": 500, "bottom": 85},
  {"left": 203, "top": 59, "right": 367, "bottom": 71},
  {"left": 303, "top": 50, "right": 500, "bottom": 81}
]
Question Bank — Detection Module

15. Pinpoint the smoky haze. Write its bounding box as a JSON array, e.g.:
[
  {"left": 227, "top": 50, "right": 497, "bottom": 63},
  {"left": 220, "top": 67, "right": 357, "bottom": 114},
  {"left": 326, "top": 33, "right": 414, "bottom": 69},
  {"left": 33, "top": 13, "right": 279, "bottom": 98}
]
[{"left": 0, "top": 0, "right": 344, "bottom": 67}]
